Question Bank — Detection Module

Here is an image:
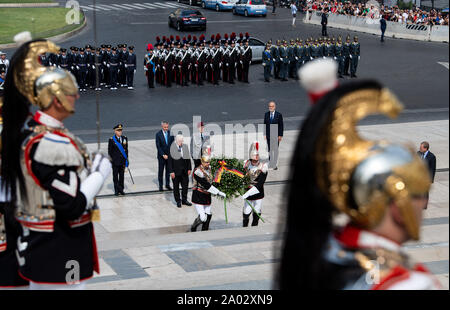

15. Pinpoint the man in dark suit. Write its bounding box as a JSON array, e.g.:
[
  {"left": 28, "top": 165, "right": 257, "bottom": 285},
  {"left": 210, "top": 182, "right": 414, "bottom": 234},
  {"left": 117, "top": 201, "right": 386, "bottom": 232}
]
[
  {"left": 168, "top": 135, "right": 192, "bottom": 208},
  {"left": 321, "top": 9, "right": 328, "bottom": 37},
  {"left": 264, "top": 101, "right": 284, "bottom": 170},
  {"left": 108, "top": 124, "right": 129, "bottom": 196},
  {"left": 418, "top": 141, "right": 436, "bottom": 209},
  {"left": 155, "top": 121, "right": 174, "bottom": 191}
]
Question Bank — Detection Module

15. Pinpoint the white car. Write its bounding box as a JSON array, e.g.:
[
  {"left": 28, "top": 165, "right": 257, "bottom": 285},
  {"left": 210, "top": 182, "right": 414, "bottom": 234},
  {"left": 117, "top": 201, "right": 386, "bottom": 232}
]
[
  {"left": 246, "top": 37, "right": 265, "bottom": 62},
  {"left": 201, "top": 0, "right": 238, "bottom": 11}
]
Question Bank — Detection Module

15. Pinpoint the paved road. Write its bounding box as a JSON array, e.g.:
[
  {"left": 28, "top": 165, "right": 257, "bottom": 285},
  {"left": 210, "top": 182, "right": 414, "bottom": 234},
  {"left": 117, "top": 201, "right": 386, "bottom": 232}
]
[{"left": 5, "top": 0, "right": 449, "bottom": 143}]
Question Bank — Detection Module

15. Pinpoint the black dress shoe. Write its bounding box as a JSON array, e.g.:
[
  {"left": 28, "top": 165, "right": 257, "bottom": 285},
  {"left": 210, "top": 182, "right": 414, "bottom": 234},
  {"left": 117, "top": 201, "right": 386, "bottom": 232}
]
[
  {"left": 114, "top": 192, "right": 119, "bottom": 196},
  {"left": 159, "top": 187, "right": 163, "bottom": 192},
  {"left": 166, "top": 185, "right": 172, "bottom": 191},
  {"left": 177, "top": 202, "right": 182, "bottom": 208},
  {"left": 119, "top": 191, "right": 126, "bottom": 195},
  {"left": 182, "top": 200, "right": 192, "bottom": 206}
]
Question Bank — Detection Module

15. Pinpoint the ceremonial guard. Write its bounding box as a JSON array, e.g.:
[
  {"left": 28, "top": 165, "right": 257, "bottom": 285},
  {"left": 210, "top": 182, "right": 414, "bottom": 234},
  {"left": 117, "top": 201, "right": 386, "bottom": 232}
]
[
  {"left": 190, "top": 147, "right": 226, "bottom": 232},
  {"left": 279, "top": 58, "right": 440, "bottom": 290},
  {"left": 228, "top": 39, "right": 239, "bottom": 84},
  {"left": 236, "top": 33, "right": 244, "bottom": 81},
  {"left": 76, "top": 47, "right": 88, "bottom": 91},
  {"left": 196, "top": 41, "right": 206, "bottom": 86},
  {"left": 108, "top": 47, "right": 120, "bottom": 90},
  {"left": 163, "top": 40, "right": 173, "bottom": 88},
  {"left": 118, "top": 44, "right": 128, "bottom": 87},
  {"left": 93, "top": 47, "right": 103, "bottom": 91},
  {"left": 144, "top": 44, "right": 156, "bottom": 88},
  {"left": 56, "top": 48, "right": 70, "bottom": 71},
  {"left": 180, "top": 42, "right": 191, "bottom": 86},
  {"left": 334, "top": 37, "right": 344, "bottom": 78},
  {"left": 349, "top": 36, "right": 360, "bottom": 78},
  {"left": 287, "top": 39, "right": 297, "bottom": 80},
  {"left": 0, "top": 51, "right": 9, "bottom": 73},
  {"left": 262, "top": 44, "right": 272, "bottom": 82},
  {"left": 206, "top": 36, "right": 215, "bottom": 83},
  {"left": 240, "top": 38, "right": 252, "bottom": 83},
  {"left": 221, "top": 34, "right": 229, "bottom": 82},
  {"left": 108, "top": 124, "right": 129, "bottom": 196},
  {"left": 211, "top": 38, "right": 221, "bottom": 85},
  {"left": 279, "top": 40, "right": 289, "bottom": 81},
  {"left": 241, "top": 142, "right": 268, "bottom": 227},
  {"left": 343, "top": 35, "right": 351, "bottom": 76},
  {"left": 125, "top": 46, "right": 136, "bottom": 90},
  {"left": 273, "top": 40, "right": 282, "bottom": 79},
  {"left": 1, "top": 102, "right": 29, "bottom": 288},
  {"left": 86, "top": 45, "right": 95, "bottom": 89},
  {"left": 1, "top": 34, "right": 111, "bottom": 289},
  {"left": 295, "top": 39, "right": 305, "bottom": 75}
]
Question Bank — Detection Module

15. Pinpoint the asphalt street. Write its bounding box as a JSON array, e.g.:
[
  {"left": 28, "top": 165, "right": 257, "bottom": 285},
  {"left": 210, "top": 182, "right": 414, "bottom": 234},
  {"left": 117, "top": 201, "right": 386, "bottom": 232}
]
[{"left": 4, "top": 0, "right": 449, "bottom": 143}]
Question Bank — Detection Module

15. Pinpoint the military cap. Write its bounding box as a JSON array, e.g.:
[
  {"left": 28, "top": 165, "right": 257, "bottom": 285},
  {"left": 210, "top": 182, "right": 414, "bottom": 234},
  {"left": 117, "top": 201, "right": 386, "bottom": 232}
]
[
  {"left": 107, "top": 44, "right": 112, "bottom": 48},
  {"left": 122, "top": 43, "right": 127, "bottom": 48},
  {"left": 112, "top": 47, "right": 117, "bottom": 51},
  {"left": 79, "top": 47, "right": 85, "bottom": 52},
  {"left": 74, "top": 47, "right": 79, "bottom": 51},
  {"left": 114, "top": 124, "right": 123, "bottom": 131},
  {"left": 96, "top": 47, "right": 101, "bottom": 52},
  {"left": 128, "top": 45, "right": 134, "bottom": 50},
  {"left": 60, "top": 48, "right": 67, "bottom": 52}
]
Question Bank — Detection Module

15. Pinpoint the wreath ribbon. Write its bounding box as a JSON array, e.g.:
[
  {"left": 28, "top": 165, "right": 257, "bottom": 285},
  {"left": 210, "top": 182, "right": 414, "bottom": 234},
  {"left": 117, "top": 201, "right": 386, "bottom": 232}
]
[{"left": 213, "top": 160, "right": 245, "bottom": 183}]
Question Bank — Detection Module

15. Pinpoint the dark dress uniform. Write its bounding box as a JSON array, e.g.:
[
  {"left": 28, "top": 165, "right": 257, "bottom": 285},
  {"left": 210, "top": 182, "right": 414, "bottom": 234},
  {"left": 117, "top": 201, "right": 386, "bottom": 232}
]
[
  {"left": 86, "top": 49, "right": 95, "bottom": 88},
  {"left": 241, "top": 43, "right": 252, "bottom": 83},
  {"left": 76, "top": 50, "right": 88, "bottom": 90},
  {"left": 334, "top": 42, "right": 344, "bottom": 78},
  {"left": 108, "top": 50, "right": 120, "bottom": 89},
  {"left": 108, "top": 124, "right": 128, "bottom": 195},
  {"left": 125, "top": 48, "right": 137, "bottom": 88},
  {"left": 144, "top": 51, "right": 156, "bottom": 88},
  {"left": 180, "top": 48, "right": 191, "bottom": 86},
  {"left": 270, "top": 43, "right": 279, "bottom": 78},
  {"left": 93, "top": 50, "right": 103, "bottom": 90},
  {"left": 343, "top": 40, "right": 351, "bottom": 75},
  {"left": 287, "top": 42, "right": 297, "bottom": 79},
  {"left": 279, "top": 44, "right": 289, "bottom": 81},
  {"left": 211, "top": 45, "right": 221, "bottom": 85},
  {"left": 221, "top": 46, "right": 229, "bottom": 83},
  {"left": 262, "top": 47, "right": 272, "bottom": 82},
  {"left": 228, "top": 44, "right": 238, "bottom": 84},
  {"left": 349, "top": 40, "right": 360, "bottom": 78},
  {"left": 57, "top": 51, "right": 70, "bottom": 71}
]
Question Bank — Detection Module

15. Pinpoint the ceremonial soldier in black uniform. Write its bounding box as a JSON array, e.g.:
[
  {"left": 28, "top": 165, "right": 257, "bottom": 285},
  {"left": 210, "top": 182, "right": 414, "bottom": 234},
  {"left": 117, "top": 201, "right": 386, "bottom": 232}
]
[
  {"left": 93, "top": 47, "right": 103, "bottom": 91},
  {"left": 118, "top": 44, "right": 128, "bottom": 87},
  {"left": 163, "top": 40, "right": 173, "bottom": 87},
  {"left": 241, "top": 39, "right": 252, "bottom": 83},
  {"left": 108, "top": 124, "right": 129, "bottom": 196},
  {"left": 241, "top": 142, "right": 268, "bottom": 227},
  {"left": 1, "top": 37, "right": 111, "bottom": 289},
  {"left": 180, "top": 42, "right": 190, "bottom": 86},
  {"left": 196, "top": 42, "right": 207, "bottom": 86},
  {"left": 144, "top": 44, "right": 156, "bottom": 88},
  {"left": 228, "top": 39, "right": 238, "bottom": 84},
  {"left": 57, "top": 48, "right": 70, "bottom": 71},
  {"left": 125, "top": 46, "right": 136, "bottom": 89},
  {"left": 76, "top": 47, "right": 88, "bottom": 91},
  {"left": 39, "top": 53, "right": 50, "bottom": 66},
  {"left": 221, "top": 35, "right": 229, "bottom": 82},
  {"left": 343, "top": 35, "right": 351, "bottom": 76},
  {"left": 295, "top": 39, "right": 305, "bottom": 76},
  {"left": 190, "top": 147, "right": 226, "bottom": 232},
  {"left": 349, "top": 36, "right": 360, "bottom": 78},
  {"left": 108, "top": 47, "right": 120, "bottom": 90},
  {"left": 211, "top": 39, "right": 221, "bottom": 85}
]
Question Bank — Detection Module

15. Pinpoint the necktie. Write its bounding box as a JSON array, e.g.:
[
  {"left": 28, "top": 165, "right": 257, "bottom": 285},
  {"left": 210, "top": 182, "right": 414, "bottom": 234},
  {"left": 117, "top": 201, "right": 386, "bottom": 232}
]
[
  {"left": 164, "top": 131, "right": 168, "bottom": 144},
  {"left": 201, "top": 133, "right": 204, "bottom": 142},
  {"left": 270, "top": 112, "right": 274, "bottom": 122}
]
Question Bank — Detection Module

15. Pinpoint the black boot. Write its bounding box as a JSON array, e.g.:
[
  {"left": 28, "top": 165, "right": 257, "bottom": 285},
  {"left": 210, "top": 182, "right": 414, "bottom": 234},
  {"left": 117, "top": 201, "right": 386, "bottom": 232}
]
[
  {"left": 251, "top": 213, "right": 261, "bottom": 226},
  {"left": 201, "top": 214, "right": 212, "bottom": 231},
  {"left": 243, "top": 213, "right": 250, "bottom": 227},
  {"left": 191, "top": 216, "right": 203, "bottom": 232}
]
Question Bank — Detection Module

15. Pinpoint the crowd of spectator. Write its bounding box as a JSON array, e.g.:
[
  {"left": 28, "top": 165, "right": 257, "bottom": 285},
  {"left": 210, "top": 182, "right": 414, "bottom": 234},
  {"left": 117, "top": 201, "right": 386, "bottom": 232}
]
[{"left": 298, "top": 0, "right": 449, "bottom": 26}]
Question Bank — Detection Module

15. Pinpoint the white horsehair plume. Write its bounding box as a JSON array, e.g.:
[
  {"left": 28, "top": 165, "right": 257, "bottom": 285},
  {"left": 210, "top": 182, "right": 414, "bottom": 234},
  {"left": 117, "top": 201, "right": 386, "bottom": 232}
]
[
  {"left": 298, "top": 58, "right": 338, "bottom": 104},
  {"left": 14, "top": 31, "right": 33, "bottom": 45}
]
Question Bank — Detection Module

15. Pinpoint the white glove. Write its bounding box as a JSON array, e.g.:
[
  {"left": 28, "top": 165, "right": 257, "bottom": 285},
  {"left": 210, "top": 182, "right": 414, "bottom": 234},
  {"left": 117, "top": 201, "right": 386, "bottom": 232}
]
[
  {"left": 107, "top": 64, "right": 110, "bottom": 67},
  {"left": 334, "top": 57, "right": 337, "bottom": 60},
  {"left": 144, "top": 67, "right": 148, "bottom": 71},
  {"left": 358, "top": 56, "right": 360, "bottom": 60},
  {"left": 295, "top": 57, "right": 298, "bottom": 60},
  {"left": 71, "top": 66, "right": 74, "bottom": 70},
  {"left": 218, "top": 191, "right": 226, "bottom": 198},
  {"left": 240, "top": 61, "right": 243, "bottom": 64},
  {"left": 262, "top": 63, "right": 266, "bottom": 66},
  {"left": 91, "top": 152, "right": 112, "bottom": 180},
  {"left": 134, "top": 69, "right": 136, "bottom": 74},
  {"left": 350, "top": 55, "right": 353, "bottom": 59},
  {"left": 241, "top": 186, "right": 260, "bottom": 200},
  {"left": 76, "top": 66, "right": 80, "bottom": 70},
  {"left": 92, "top": 65, "right": 96, "bottom": 69},
  {"left": 323, "top": 56, "right": 326, "bottom": 59},
  {"left": 310, "top": 57, "right": 313, "bottom": 60}
]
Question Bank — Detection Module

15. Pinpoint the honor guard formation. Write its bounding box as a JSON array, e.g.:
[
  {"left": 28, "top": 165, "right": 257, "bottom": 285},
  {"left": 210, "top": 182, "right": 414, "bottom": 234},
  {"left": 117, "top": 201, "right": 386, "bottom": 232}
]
[
  {"left": 38, "top": 43, "right": 137, "bottom": 91},
  {"left": 262, "top": 34, "right": 360, "bottom": 82},
  {"left": 144, "top": 33, "right": 253, "bottom": 88}
]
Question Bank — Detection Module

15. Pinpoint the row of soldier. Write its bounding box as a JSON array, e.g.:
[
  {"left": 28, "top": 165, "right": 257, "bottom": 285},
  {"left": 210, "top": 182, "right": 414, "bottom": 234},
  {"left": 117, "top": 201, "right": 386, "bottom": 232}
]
[
  {"left": 144, "top": 34, "right": 252, "bottom": 88},
  {"left": 39, "top": 44, "right": 137, "bottom": 91},
  {"left": 262, "top": 35, "right": 361, "bottom": 82}
]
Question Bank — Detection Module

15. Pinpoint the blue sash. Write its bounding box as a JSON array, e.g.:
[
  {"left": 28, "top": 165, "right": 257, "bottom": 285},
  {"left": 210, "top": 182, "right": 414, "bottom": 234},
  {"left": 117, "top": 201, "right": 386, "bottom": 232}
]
[{"left": 113, "top": 136, "right": 128, "bottom": 167}]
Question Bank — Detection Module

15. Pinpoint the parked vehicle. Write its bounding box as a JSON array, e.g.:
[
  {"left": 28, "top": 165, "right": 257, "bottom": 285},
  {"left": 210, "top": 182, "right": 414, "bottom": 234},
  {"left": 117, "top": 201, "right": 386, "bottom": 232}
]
[
  {"left": 201, "top": 0, "right": 238, "bottom": 11},
  {"left": 176, "top": 0, "right": 201, "bottom": 6},
  {"left": 168, "top": 9, "right": 207, "bottom": 31},
  {"left": 232, "top": 0, "right": 267, "bottom": 17}
]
